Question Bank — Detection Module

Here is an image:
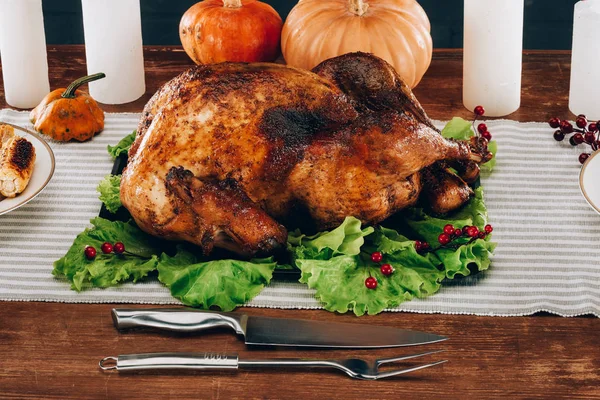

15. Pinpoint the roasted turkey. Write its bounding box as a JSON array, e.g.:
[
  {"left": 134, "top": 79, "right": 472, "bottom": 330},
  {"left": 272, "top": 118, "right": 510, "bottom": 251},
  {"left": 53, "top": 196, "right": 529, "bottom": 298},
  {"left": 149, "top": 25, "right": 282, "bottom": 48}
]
[{"left": 121, "top": 52, "right": 491, "bottom": 256}]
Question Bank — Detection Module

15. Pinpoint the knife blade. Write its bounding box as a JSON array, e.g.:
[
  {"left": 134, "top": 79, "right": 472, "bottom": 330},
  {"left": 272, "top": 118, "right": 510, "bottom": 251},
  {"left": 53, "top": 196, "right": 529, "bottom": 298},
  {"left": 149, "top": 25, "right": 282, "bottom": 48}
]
[{"left": 112, "top": 308, "right": 447, "bottom": 348}]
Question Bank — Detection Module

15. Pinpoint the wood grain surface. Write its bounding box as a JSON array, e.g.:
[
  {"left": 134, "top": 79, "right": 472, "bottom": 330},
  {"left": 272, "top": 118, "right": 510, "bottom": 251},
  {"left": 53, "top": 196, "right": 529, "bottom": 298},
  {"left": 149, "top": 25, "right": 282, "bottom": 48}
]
[{"left": 0, "top": 47, "right": 598, "bottom": 400}]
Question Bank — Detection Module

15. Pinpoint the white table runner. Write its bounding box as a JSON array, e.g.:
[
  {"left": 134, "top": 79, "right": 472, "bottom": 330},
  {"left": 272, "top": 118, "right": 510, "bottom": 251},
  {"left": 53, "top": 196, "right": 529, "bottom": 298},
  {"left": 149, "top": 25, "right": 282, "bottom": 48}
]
[{"left": 1, "top": 109, "right": 599, "bottom": 317}]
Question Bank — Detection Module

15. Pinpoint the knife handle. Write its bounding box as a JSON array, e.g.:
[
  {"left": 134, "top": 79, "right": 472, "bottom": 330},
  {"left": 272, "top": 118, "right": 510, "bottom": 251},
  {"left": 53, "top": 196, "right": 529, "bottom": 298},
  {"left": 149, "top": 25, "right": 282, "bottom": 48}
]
[
  {"left": 111, "top": 308, "right": 247, "bottom": 335},
  {"left": 100, "top": 352, "right": 239, "bottom": 372}
]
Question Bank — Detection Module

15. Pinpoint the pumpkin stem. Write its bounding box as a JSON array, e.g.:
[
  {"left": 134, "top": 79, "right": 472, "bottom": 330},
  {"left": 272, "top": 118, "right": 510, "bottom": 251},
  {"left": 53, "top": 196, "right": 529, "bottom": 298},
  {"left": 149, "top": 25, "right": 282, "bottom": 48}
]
[
  {"left": 61, "top": 73, "right": 106, "bottom": 99},
  {"left": 223, "top": 0, "right": 242, "bottom": 8},
  {"left": 348, "top": 0, "right": 369, "bottom": 16}
]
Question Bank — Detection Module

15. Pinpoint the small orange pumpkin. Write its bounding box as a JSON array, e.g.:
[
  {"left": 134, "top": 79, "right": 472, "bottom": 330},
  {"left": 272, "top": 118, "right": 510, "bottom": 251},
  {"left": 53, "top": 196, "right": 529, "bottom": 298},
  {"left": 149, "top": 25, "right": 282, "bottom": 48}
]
[
  {"left": 180, "top": 0, "right": 283, "bottom": 64},
  {"left": 30, "top": 73, "right": 105, "bottom": 142},
  {"left": 281, "top": 0, "right": 433, "bottom": 88}
]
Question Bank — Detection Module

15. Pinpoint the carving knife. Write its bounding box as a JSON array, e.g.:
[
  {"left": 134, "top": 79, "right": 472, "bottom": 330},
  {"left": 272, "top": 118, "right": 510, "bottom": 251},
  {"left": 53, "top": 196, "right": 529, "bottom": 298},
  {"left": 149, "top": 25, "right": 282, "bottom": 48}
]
[{"left": 112, "top": 308, "right": 447, "bottom": 348}]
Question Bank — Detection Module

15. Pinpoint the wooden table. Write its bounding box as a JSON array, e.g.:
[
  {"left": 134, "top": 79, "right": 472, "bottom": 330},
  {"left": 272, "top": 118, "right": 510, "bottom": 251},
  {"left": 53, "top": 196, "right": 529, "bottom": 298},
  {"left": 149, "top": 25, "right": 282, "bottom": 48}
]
[{"left": 0, "top": 46, "right": 598, "bottom": 400}]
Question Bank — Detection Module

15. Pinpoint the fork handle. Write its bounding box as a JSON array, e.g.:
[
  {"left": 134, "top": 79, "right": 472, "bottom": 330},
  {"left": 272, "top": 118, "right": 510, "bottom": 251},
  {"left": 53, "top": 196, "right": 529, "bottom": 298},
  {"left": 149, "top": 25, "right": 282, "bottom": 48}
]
[
  {"left": 100, "top": 352, "right": 335, "bottom": 373},
  {"left": 100, "top": 352, "right": 239, "bottom": 372}
]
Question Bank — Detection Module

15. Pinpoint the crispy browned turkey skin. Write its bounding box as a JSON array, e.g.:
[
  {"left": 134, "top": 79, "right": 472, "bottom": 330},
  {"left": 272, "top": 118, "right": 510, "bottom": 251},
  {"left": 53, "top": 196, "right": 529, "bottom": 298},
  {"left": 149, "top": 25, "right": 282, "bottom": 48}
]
[{"left": 121, "top": 52, "right": 491, "bottom": 256}]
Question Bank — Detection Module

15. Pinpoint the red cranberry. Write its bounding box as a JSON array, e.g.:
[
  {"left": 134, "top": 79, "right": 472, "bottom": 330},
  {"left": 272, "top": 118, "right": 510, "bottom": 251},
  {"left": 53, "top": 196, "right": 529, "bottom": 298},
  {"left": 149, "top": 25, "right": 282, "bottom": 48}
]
[
  {"left": 371, "top": 251, "right": 383, "bottom": 263},
  {"left": 415, "top": 241, "right": 430, "bottom": 252},
  {"left": 365, "top": 277, "right": 378, "bottom": 289},
  {"left": 414, "top": 241, "right": 423, "bottom": 252},
  {"left": 585, "top": 132, "right": 596, "bottom": 144},
  {"left": 474, "top": 105, "right": 485, "bottom": 116},
  {"left": 548, "top": 117, "right": 561, "bottom": 129},
  {"left": 438, "top": 233, "right": 451, "bottom": 245},
  {"left": 113, "top": 242, "right": 125, "bottom": 254},
  {"left": 454, "top": 228, "right": 462, "bottom": 237},
  {"left": 572, "top": 133, "right": 584, "bottom": 145},
  {"left": 579, "top": 153, "right": 590, "bottom": 164},
  {"left": 477, "top": 123, "right": 488, "bottom": 134},
  {"left": 380, "top": 264, "right": 394, "bottom": 276},
  {"left": 84, "top": 246, "right": 97, "bottom": 260},
  {"left": 560, "top": 120, "right": 574, "bottom": 133},
  {"left": 553, "top": 131, "right": 565, "bottom": 142},
  {"left": 478, "top": 232, "right": 487, "bottom": 239},
  {"left": 576, "top": 117, "right": 588, "bottom": 129},
  {"left": 101, "top": 242, "right": 113, "bottom": 254},
  {"left": 443, "top": 224, "right": 455, "bottom": 235},
  {"left": 481, "top": 131, "right": 492, "bottom": 141},
  {"left": 484, "top": 224, "right": 494, "bottom": 234},
  {"left": 467, "top": 226, "right": 480, "bottom": 238}
]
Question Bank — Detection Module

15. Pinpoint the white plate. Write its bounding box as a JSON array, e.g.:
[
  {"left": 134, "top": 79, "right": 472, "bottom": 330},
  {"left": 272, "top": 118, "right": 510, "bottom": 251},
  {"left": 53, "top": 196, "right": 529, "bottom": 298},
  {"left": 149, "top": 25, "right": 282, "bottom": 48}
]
[
  {"left": 580, "top": 150, "right": 600, "bottom": 215},
  {"left": 0, "top": 123, "right": 55, "bottom": 216}
]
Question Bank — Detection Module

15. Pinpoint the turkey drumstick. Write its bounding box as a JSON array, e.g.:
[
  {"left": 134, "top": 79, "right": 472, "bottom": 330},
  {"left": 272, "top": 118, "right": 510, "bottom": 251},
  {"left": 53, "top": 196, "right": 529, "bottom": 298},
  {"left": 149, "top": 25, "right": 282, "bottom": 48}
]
[{"left": 164, "top": 167, "right": 287, "bottom": 256}]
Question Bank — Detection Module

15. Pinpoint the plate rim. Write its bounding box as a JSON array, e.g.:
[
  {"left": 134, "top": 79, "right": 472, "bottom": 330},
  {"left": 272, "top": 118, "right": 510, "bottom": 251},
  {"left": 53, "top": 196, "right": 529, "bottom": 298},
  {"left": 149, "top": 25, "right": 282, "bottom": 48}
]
[
  {"left": 579, "top": 150, "right": 600, "bottom": 216},
  {"left": 0, "top": 122, "right": 56, "bottom": 216}
]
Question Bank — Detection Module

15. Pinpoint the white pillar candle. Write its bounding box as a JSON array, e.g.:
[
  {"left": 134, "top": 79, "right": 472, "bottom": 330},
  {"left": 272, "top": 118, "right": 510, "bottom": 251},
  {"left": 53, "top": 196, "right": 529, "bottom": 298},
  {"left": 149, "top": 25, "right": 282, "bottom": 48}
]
[
  {"left": 463, "top": 0, "right": 524, "bottom": 117},
  {"left": 0, "top": 0, "right": 50, "bottom": 109},
  {"left": 569, "top": 1, "right": 600, "bottom": 120},
  {"left": 81, "top": 0, "right": 145, "bottom": 104}
]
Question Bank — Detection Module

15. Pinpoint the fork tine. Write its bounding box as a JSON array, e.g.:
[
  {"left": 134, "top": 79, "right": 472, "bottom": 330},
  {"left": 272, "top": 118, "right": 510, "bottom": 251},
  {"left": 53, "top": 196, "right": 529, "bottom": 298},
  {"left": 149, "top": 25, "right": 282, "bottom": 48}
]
[
  {"left": 376, "top": 349, "right": 445, "bottom": 366},
  {"left": 375, "top": 360, "right": 448, "bottom": 380}
]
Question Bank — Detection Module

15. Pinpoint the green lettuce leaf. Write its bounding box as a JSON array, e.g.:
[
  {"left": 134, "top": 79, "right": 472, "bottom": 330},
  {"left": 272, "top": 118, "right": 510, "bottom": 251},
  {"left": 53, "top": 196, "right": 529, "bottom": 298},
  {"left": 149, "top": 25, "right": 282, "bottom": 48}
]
[
  {"left": 481, "top": 140, "right": 498, "bottom": 172},
  {"left": 291, "top": 189, "right": 496, "bottom": 316},
  {"left": 441, "top": 117, "right": 497, "bottom": 172},
  {"left": 441, "top": 117, "right": 472, "bottom": 139},
  {"left": 402, "top": 187, "right": 488, "bottom": 245},
  {"left": 53, "top": 218, "right": 162, "bottom": 291},
  {"left": 295, "top": 225, "right": 445, "bottom": 316},
  {"left": 451, "top": 186, "right": 488, "bottom": 228},
  {"left": 389, "top": 187, "right": 496, "bottom": 280},
  {"left": 107, "top": 131, "right": 136, "bottom": 159},
  {"left": 436, "top": 239, "right": 496, "bottom": 279},
  {"left": 291, "top": 218, "right": 446, "bottom": 316},
  {"left": 97, "top": 174, "right": 122, "bottom": 214},
  {"left": 157, "top": 246, "right": 277, "bottom": 311},
  {"left": 288, "top": 216, "right": 374, "bottom": 260},
  {"left": 297, "top": 256, "right": 400, "bottom": 316}
]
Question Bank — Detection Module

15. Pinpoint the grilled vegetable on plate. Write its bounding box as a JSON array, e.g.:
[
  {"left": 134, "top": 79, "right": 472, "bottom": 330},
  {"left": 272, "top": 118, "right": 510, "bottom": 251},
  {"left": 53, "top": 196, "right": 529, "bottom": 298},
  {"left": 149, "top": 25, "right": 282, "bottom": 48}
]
[{"left": 0, "top": 123, "right": 55, "bottom": 215}]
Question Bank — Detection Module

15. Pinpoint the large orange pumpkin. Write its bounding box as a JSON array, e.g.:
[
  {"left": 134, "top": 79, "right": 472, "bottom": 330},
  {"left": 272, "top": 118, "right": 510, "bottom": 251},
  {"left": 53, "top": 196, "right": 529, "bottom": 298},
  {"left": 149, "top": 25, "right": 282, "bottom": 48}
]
[
  {"left": 281, "top": 0, "right": 433, "bottom": 88},
  {"left": 180, "top": 0, "right": 283, "bottom": 64}
]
